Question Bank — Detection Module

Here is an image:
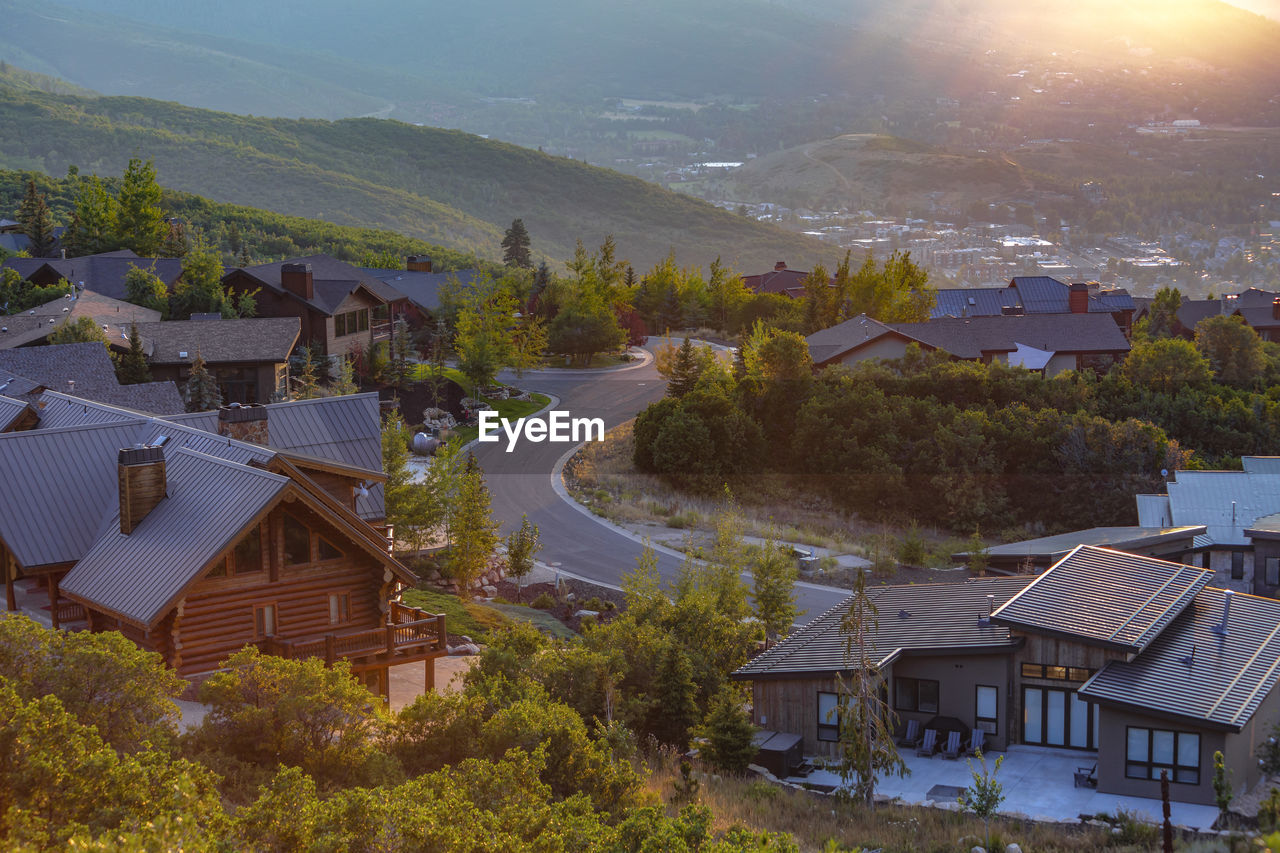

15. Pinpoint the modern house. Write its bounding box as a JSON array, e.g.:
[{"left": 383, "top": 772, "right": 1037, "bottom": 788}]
[
  {"left": 1171, "top": 289, "right": 1280, "bottom": 342},
  {"left": 806, "top": 311, "right": 1131, "bottom": 376},
  {"left": 133, "top": 316, "right": 301, "bottom": 404},
  {"left": 223, "top": 255, "right": 410, "bottom": 362},
  {"left": 1, "top": 250, "right": 184, "bottom": 302},
  {"left": 0, "top": 396, "right": 435, "bottom": 696},
  {"left": 0, "top": 342, "right": 183, "bottom": 414},
  {"left": 359, "top": 255, "right": 478, "bottom": 327},
  {"left": 950, "top": 526, "right": 1206, "bottom": 574},
  {"left": 932, "top": 277, "right": 1136, "bottom": 337},
  {"left": 733, "top": 545, "right": 1280, "bottom": 805}
]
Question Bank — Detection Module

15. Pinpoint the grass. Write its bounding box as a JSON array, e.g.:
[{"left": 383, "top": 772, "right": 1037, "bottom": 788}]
[
  {"left": 401, "top": 587, "right": 577, "bottom": 643},
  {"left": 644, "top": 753, "right": 1159, "bottom": 853},
  {"left": 451, "top": 392, "right": 552, "bottom": 444},
  {"left": 486, "top": 602, "right": 577, "bottom": 640}
]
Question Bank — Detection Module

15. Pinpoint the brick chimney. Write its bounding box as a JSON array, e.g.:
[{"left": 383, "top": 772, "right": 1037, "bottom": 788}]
[
  {"left": 1068, "top": 282, "right": 1089, "bottom": 314},
  {"left": 407, "top": 255, "right": 433, "bottom": 273},
  {"left": 774, "top": 261, "right": 787, "bottom": 271},
  {"left": 118, "top": 445, "right": 166, "bottom": 535},
  {"left": 281, "top": 263, "right": 314, "bottom": 299},
  {"left": 217, "top": 403, "right": 269, "bottom": 445}
]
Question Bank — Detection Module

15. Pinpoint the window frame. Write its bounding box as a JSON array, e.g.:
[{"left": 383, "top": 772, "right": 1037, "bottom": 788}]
[
  {"left": 1231, "top": 551, "right": 1245, "bottom": 581},
  {"left": 1267, "top": 556, "right": 1280, "bottom": 587},
  {"left": 894, "top": 677, "right": 940, "bottom": 714},
  {"left": 817, "top": 691, "right": 841, "bottom": 742},
  {"left": 329, "top": 591, "right": 352, "bottom": 626},
  {"left": 1125, "top": 726, "right": 1201, "bottom": 785},
  {"left": 253, "top": 603, "right": 277, "bottom": 639},
  {"left": 975, "top": 684, "right": 999, "bottom": 734},
  {"left": 283, "top": 513, "right": 312, "bottom": 566}
]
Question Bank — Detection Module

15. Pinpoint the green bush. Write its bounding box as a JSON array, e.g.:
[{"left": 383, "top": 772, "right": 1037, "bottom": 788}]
[
  {"left": 530, "top": 592, "right": 556, "bottom": 610},
  {"left": 897, "top": 522, "right": 927, "bottom": 566}
]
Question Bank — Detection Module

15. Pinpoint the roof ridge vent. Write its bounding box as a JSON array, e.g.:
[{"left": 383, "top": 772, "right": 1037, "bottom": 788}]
[{"left": 897, "top": 609, "right": 911, "bottom": 620}]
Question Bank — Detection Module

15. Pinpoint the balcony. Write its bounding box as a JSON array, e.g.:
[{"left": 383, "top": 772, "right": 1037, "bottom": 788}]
[
  {"left": 371, "top": 321, "right": 393, "bottom": 341},
  {"left": 266, "top": 601, "right": 446, "bottom": 668}
]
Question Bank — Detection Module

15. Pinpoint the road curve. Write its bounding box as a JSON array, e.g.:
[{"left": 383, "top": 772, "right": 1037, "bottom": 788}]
[{"left": 473, "top": 348, "right": 849, "bottom": 624}]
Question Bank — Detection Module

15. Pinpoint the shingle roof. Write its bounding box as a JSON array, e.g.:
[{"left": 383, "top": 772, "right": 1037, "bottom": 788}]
[
  {"left": 1, "top": 252, "right": 183, "bottom": 302},
  {"left": 1079, "top": 588, "right": 1280, "bottom": 730},
  {"left": 0, "top": 421, "right": 148, "bottom": 568},
  {"left": 60, "top": 448, "right": 289, "bottom": 628},
  {"left": 740, "top": 266, "right": 821, "bottom": 299},
  {"left": 358, "top": 267, "right": 478, "bottom": 313},
  {"left": 0, "top": 290, "right": 162, "bottom": 350},
  {"left": 991, "top": 546, "right": 1213, "bottom": 653},
  {"left": 805, "top": 314, "right": 924, "bottom": 365},
  {"left": 888, "top": 313, "right": 1130, "bottom": 359},
  {"left": 732, "top": 577, "right": 1033, "bottom": 679},
  {"left": 134, "top": 317, "right": 300, "bottom": 365},
  {"left": 0, "top": 343, "right": 184, "bottom": 414},
  {"left": 235, "top": 255, "right": 406, "bottom": 315}
]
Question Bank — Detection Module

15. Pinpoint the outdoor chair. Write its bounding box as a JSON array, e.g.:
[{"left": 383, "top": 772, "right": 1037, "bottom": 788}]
[
  {"left": 896, "top": 718, "right": 921, "bottom": 748},
  {"left": 966, "top": 729, "right": 986, "bottom": 757},
  {"left": 1074, "top": 763, "right": 1098, "bottom": 788},
  {"left": 940, "top": 730, "right": 962, "bottom": 760},
  {"left": 916, "top": 728, "right": 938, "bottom": 757}
]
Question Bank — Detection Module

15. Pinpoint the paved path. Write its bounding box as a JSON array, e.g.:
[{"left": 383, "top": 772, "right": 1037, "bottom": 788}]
[{"left": 473, "top": 345, "right": 849, "bottom": 624}]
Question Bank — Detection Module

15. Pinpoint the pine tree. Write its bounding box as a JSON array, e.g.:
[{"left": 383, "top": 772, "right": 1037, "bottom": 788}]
[
  {"left": 159, "top": 218, "right": 188, "bottom": 258},
  {"left": 649, "top": 643, "right": 699, "bottom": 750},
  {"left": 330, "top": 356, "right": 359, "bottom": 396},
  {"left": 505, "top": 514, "right": 541, "bottom": 601},
  {"left": 666, "top": 337, "right": 701, "bottom": 398},
  {"left": 116, "top": 158, "right": 167, "bottom": 256},
  {"left": 387, "top": 318, "right": 414, "bottom": 388},
  {"left": 696, "top": 687, "right": 758, "bottom": 774},
  {"left": 184, "top": 352, "right": 222, "bottom": 412},
  {"left": 294, "top": 345, "right": 321, "bottom": 400},
  {"left": 17, "top": 179, "right": 56, "bottom": 257},
  {"left": 752, "top": 539, "right": 799, "bottom": 646},
  {"left": 501, "top": 218, "right": 533, "bottom": 268},
  {"left": 447, "top": 454, "right": 499, "bottom": 593},
  {"left": 63, "top": 176, "right": 118, "bottom": 257},
  {"left": 172, "top": 230, "right": 226, "bottom": 319},
  {"left": 382, "top": 412, "right": 440, "bottom": 554},
  {"left": 117, "top": 323, "right": 152, "bottom": 385}
]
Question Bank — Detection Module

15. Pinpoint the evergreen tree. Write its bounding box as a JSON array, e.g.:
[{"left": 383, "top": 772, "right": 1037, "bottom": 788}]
[
  {"left": 665, "top": 337, "right": 701, "bottom": 398},
  {"left": 751, "top": 540, "right": 799, "bottom": 646},
  {"left": 123, "top": 264, "right": 169, "bottom": 316},
  {"left": 447, "top": 455, "right": 499, "bottom": 593},
  {"left": 382, "top": 412, "right": 441, "bottom": 554},
  {"left": 17, "top": 179, "right": 56, "bottom": 258},
  {"left": 159, "top": 218, "right": 188, "bottom": 258},
  {"left": 184, "top": 352, "right": 222, "bottom": 412},
  {"left": 172, "top": 231, "right": 228, "bottom": 319},
  {"left": 294, "top": 345, "right": 321, "bottom": 400},
  {"left": 696, "top": 687, "right": 758, "bottom": 774},
  {"left": 331, "top": 356, "right": 359, "bottom": 396},
  {"left": 116, "top": 158, "right": 167, "bottom": 256},
  {"left": 836, "top": 567, "right": 908, "bottom": 805},
  {"left": 387, "top": 318, "right": 414, "bottom": 388},
  {"left": 502, "top": 218, "right": 533, "bottom": 268},
  {"left": 649, "top": 643, "right": 699, "bottom": 750},
  {"left": 505, "top": 514, "right": 541, "bottom": 601},
  {"left": 117, "top": 323, "right": 152, "bottom": 385},
  {"left": 63, "top": 176, "right": 118, "bottom": 257}
]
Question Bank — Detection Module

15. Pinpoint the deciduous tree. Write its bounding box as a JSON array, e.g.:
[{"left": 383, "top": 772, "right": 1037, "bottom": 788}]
[
  {"left": 505, "top": 513, "right": 541, "bottom": 601},
  {"left": 1196, "top": 314, "right": 1265, "bottom": 387},
  {"left": 123, "top": 263, "right": 169, "bottom": 316}
]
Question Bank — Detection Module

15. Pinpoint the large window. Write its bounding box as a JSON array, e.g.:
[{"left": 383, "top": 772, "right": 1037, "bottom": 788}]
[
  {"left": 894, "top": 677, "right": 939, "bottom": 714},
  {"left": 1232, "top": 551, "right": 1245, "bottom": 581},
  {"left": 817, "top": 691, "right": 841, "bottom": 742},
  {"left": 1024, "top": 686, "right": 1097, "bottom": 749},
  {"left": 1021, "top": 663, "right": 1094, "bottom": 682},
  {"left": 233, "top": 526, "right": 264, "bottom": 574},
  {"left": 1267, "top": 556, "right": 1280, "bottom": 587},
  {"left": 334, "top": 309, "right": 370, "bottom": 338},
  {"left": 1126, "top": 727, "right": 1200, "bottom": 785},
  {"left": 975, "top": 685, "right": 998, "bottom": 734},
  {"left": 283, "top": 514, "right": 311, "bottom": 565}
]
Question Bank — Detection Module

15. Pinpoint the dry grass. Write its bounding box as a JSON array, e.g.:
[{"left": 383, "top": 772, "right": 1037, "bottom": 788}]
[{"left": 643, "top": 753, "right": 1165, "bottom": 853}]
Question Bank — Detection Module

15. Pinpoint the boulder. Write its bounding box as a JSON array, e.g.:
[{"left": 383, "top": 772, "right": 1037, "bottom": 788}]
[
  {"left": 1005, "top": 845, "right": 1023, "bottom": 853},
  {"left": 574, "top": 609, "right": 600, "bottom": 620},
  {"left": 448, "top": 642, "right": 481, "bottom": 656},
  {"left": 482, "top": 584, "right": 498, "bottom": 598}
]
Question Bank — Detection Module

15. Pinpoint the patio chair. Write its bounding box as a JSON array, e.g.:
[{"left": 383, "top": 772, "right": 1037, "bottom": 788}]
[
  {"left": 896, "top": 718, "right": 921, "bottom": 748},
  {"left": 1074, "top": 763, "right": 1098, "bottom": 788},
  {"left": 916, "top": 728, "right": 938, "bottom": 757},
  {"left": 941, "top": 730, "right": 962, "bottom": 760},
  {"left": 966, "top": 729, "right": 986, "bottom": 757}
]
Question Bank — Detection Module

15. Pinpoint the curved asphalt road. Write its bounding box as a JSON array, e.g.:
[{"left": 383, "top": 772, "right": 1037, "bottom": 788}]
[{"left": 474, "top": 347, "right": 848, "bottom": 624}]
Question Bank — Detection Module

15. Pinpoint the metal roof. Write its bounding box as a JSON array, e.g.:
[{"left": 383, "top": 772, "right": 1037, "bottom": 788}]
[
  {"left": 0, "top": 394, "right": 32, "bottom": 432},
  {"left": 954, "top": 526, "right": 1206, "bottom": 563},
  {"left": 931, "top": 287, "right": 1014, "bottom": 319},
  {"left": 732, "top": 577, "right": 1033, "bottom": 679},
  {"left": 1242, "top": 457, "right": 1280, "bottom": 475},
  {"left": 1080, "top": 587, "right": 1280, "bottom": 730},
  {"left": 1164, "top": 469, "right": 1280, "bottom": 545},
  {"left": 35, "top": 393, "right": 147, "bottom": 429},
  {"left": 888, "top": 313, "right": 1130, "bottom": 359},
  {"left": 991, "top": 546, "right": 1212, "bottom": 653},
  {"left": 61, "top": 449, "right": 289, "bottom": 628},
  {"left": 0, "top": 421, "right": 148, "bottom": 568}
]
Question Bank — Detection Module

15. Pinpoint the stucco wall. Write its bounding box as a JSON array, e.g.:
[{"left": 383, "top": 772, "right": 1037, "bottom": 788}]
[
  {"left": 835, "top": 337, "right": 912, "bottom": 367},
  {"left": 1095, "top": 706, "right": 1226, "bottom": 805},
  {"left": 888, "top": 653, "right": 1013, "bottom": 751}
]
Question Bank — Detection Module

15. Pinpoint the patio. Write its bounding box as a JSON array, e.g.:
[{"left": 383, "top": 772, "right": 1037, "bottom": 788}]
[{"left": 785, "top": 745, "right": 1222, "bottom": 831}]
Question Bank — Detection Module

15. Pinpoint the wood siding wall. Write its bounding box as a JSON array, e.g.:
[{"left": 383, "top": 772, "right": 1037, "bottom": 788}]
[
  {"left": 752, "top": 676, "right": 844, "bottom": 759},
  {"left": 1009, "top": 631, "right": 1130, "bottom": 749}
]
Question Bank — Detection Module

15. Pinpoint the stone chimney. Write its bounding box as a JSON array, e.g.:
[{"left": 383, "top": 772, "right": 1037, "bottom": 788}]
[
  {"left": 118, "top": 445, "right": 166, "bottom": 535},
  {"left": 774, "top": 261, "right": 787, "bottom": 271},
  {"left": 1068, "top": 282, "right": 1089, "bottom": 314},
  {"left": 407, "top": 255, "right": 433, "bottom": 273},
  {"left": 216, "top": 403, "right": 269, "bottom": 445},
  {"left": 281, "top": 262, "right": 314, "bottom": 299}
]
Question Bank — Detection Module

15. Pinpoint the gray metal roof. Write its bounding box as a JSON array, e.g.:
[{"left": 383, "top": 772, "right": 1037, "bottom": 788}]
[
  {"left": 358, "top": 267, "right": 478, "bottom": 314},
  {"left": 1164, "top": 468, "right": 1280, "bottom": 545},
  {"left": 732, "top": 577, "right": 1033, "bottom": 679},
  {"left": 931, "top": 287, "right": 1015, "bottom": 319},
  {"left": 61, "top": 449, "right": 289, "bottom": 628},
  {"left": 0, "top": 421, "right": 148, "bottom": 568},
  {"left": 954, "top": 526, "right": 1206, "bottom": 563},
  {"left": 0, "top": 394, "right": 32, "bottom": 431},
  {"left": 1080, "top": 587, "right": 1280, "bottom": 730},
  {"left": 35, "top": 393, "right": 147, "bottom": 429},
  {"left": 991, "top": 546, "right": 1212, "bottom": 653},
  {"left": 1242, "top": 457, "right": 1280, "bottom": 475}
]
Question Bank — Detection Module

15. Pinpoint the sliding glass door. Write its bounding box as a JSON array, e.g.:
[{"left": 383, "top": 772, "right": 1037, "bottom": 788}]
[{"left": 1024, "top": 686, "right": 1096, "bottom": 750}]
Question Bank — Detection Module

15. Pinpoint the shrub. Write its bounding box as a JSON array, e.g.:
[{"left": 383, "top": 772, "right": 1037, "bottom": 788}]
[
  {"left": 531, "top": 592, "right": 556, "bottom": 610},
  {"left": 897, "top": 522, "right": 927, "bottom": 566}
]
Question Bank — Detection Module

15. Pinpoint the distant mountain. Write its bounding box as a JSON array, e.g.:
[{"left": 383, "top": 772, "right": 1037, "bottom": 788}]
[{"left": 0, "top": 80, "right": 828, "bottom": 270}]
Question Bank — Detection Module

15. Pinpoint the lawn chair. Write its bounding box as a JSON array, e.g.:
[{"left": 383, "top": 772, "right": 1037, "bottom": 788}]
[
  {"left": 966, "top": 729, "right": 986, "bottom": 757},
  {"left": 1074, "top": 763, "right": 1098, "bottom": 788},
  {"left": 940, "top": 730, "right": 962, "bottom": 760},
  {"left": 916, "top": 728, "right": 938, "bottom": 757},
  {"left": 896, "top": 718, "right": 921, "bottom": 748}
]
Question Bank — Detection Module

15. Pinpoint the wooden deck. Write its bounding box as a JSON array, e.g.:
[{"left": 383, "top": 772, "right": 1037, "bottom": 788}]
[{"left": 266, "top": 601, "right": 446, "bottom": 670}]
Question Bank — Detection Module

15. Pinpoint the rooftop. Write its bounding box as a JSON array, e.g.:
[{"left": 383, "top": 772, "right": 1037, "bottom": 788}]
[
  {"left": 1, "top": 251, "right": 183, "bottom": 302},
  {"left": 953, "top": 526, "right": 1206, "bottom": 563},
  {"left": 888, "top": 313, "right": 1130, "bottom": 360},
  {"left": 0, "top": 343, "right": 183, "bottom": 414},
  {"left": 234, "top": 254, "right": 407, "bottom": 315},
  {"left": 133, "top": 316, "right": 301, "bottom": 364}
]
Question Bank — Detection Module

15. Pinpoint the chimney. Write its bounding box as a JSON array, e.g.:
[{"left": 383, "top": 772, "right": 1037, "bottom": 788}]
[
  {"left": 774, "top": 261, "right": 787, "bottom": 271},
  {"left": 407, "top": 255, "right": 433, "bottom": 273},
  {"left": 280, "top": 262, "right": 314, "bottom": 299},
  {"left": 118, "top": 445, "right": 166, "bottom": 534},
  {"left": 1068, "top": 282, "right": 1089, "bottom": 314},
  {"left": 217, "top": 403, "right": 269, "bottom": 445},
  {"left": 1214, "top": 589, "right": 1235, "bottom": 636},
  {"left": 1272, "top": 297, "right": 1280, "bottom": 321}
]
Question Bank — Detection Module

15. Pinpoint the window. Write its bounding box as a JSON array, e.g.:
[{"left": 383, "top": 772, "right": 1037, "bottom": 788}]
[
  {"left": 318, "top": 536, "right": 343, "bottom": 561},
  {"left": 254, "top": 604, "right": 276, "bottom": 639},
  {"left": 283, "top": 514, "right": 310, "bottom": 565},
  {"left": 817, "top": 691, "right": 841, "bottom": 742},
  {"left": 1232, "top": 552, "right": 1245, "bottom": 580},
  {"left": 233, "top": 526, "right": 263, "bottom": 574},
  {"left": 207, "top": 559, "right": 227, "bottom": 578},
  {"left": 335, "top": 309, "right": 371, "bottom": 338},
  {"left": 1126, "top": 727, "right": 1200, "bottom": 785},
  {"left": 329, "top": 592, "right": 352, "bottom": 625},
  {"left": 1267, "top": 557, "right": 1280, "bottom": 587},
  {"left": 372, "top": 304, "right": 389, "bottom": 323},
  {"left": 975, "top": 685, "right": 998, "bottom": 734},
  {"left": 1021, "top": 662, "right": 1094, "bottom": 682},
  {"left": 894, "top": 677, "right": 939, "bottom": 714}
]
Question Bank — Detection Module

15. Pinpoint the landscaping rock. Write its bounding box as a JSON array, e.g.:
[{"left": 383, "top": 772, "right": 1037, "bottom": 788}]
[
  {"left": 574, "top": 609, "right": 600, "bottom": 620},
  {"left": 481, "top": 584, "right": 498, "bottom": 598},
  {"left": 1005, "top": 844, "right": 1023, "bottom": 853},
  {"left": 448, "top": 643, "right": 481, "bottom": 655}
]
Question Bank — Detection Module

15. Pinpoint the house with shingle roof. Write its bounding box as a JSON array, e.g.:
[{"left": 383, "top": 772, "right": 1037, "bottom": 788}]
[
  {"left": 733, "top": 545, "right": 1280, "bottom": 805},
  {"left": 1, "top": 250, "right": 184, "bottom": 302},
  {"left": 132, "top": 316, "right": 301, "bottom": 404},
  {"left": 932, "top": 276, "right": 1135, "bottom": 336},
  {"left": 0, "top": 289, "right": 161, "bottom": 350},
  {"left": 0, "top": 397, "right": 442, "bottom": 697},
  {"left": 0, "top": 342, "right": 183, "bottom": 414}
]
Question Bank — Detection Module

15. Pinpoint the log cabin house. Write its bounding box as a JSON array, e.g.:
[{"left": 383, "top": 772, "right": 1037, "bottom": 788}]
[
  {"left": 0, "top": 394, "right": 441, "bottom": 696},
  {"left": 733, "top": 546, "right": 1280, "bottom": 805}
]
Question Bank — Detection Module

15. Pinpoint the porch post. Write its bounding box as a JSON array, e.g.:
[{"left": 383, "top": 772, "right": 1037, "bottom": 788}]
[
  {"left": 425, "top": 658, "right": 435, "bottom": 693},
  {"left": 47, "top": 574, "right": 59, "bottom": 629},
  {"left": 4, "top": 554, "right": 14, "bottom": 612}
]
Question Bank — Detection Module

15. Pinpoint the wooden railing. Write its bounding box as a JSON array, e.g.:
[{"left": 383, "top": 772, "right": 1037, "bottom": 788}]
[
  {"left": 371, "top": 321, "right": 393, "bottom": 340},
  {"left": 267, "top": 605, "right": 446, "bottom": 666},
  {"left": 55, "top": 601, "right": 86, "bottom": 624}
]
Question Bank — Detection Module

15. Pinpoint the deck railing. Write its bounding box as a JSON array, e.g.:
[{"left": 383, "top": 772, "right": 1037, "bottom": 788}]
[{"left": 268, "top": 605, "right": 445, "bottom": 666}]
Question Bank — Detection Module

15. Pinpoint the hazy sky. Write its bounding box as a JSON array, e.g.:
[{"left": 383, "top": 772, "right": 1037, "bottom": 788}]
[{"left": 1231, "top": 0, "right": 1280, "bottom": 18}]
